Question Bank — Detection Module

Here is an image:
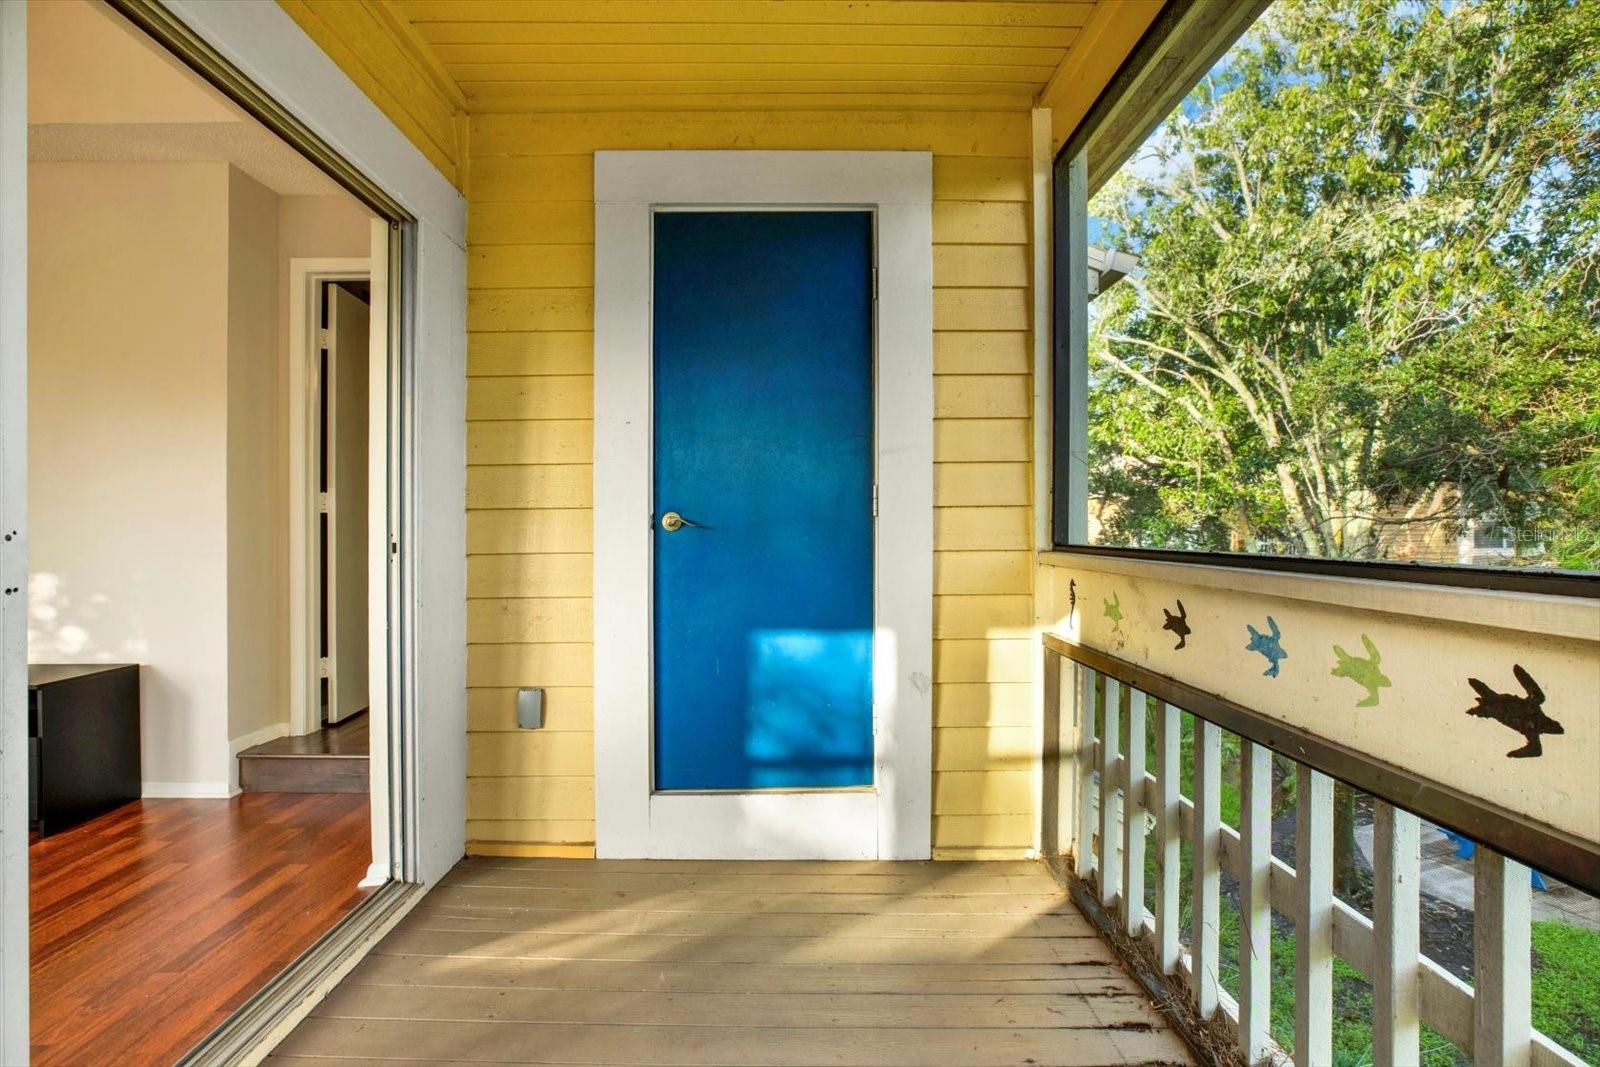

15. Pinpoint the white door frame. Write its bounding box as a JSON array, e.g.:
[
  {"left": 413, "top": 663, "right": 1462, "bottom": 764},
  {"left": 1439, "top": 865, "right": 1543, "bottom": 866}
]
[
  {"left": 289, "top": 259, "right": 369, "bottom": 738},
  {"left": 592, "top": 150, "right": 934, "bottom": 861}
]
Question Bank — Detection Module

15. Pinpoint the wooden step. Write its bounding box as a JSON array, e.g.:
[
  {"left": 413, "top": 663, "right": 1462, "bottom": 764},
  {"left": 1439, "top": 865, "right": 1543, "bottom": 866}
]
[{"left": 238, "top": 715, "right": 369, "bottom": 793}]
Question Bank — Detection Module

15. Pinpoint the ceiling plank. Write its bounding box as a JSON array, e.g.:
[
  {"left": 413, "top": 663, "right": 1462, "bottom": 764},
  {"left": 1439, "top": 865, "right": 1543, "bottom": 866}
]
[
  {"left": 399, "top": 1, "right": 1096, "bottom": 29},
  {"left": 1036, "top": 0, "right": 1163, "bottom": 151}
]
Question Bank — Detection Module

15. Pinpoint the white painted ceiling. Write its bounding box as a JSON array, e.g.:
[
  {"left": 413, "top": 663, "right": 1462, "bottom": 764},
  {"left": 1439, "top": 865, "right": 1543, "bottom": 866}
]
[{"left": 28, "top": 0, "right": 342, "bottom": 197}]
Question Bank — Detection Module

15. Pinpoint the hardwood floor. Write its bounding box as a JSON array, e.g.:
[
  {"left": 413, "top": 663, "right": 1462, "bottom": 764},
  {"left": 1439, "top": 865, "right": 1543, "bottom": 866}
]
[
  {"left": 269, "top": 858, "right": 1194, "bottom": 1066},
  {"left": 31, "top": 793, "right": 371, "bottom": 1066}
]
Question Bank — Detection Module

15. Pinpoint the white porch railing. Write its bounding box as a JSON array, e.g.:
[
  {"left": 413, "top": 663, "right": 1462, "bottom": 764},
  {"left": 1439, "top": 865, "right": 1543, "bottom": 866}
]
[{"left": 1041, "top": 634, "right": 1595, "bottom": 1067}]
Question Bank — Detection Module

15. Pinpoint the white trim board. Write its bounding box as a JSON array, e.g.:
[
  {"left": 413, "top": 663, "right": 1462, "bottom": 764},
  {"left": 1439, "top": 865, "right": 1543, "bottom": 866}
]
[
  {"left": 592, "top": 150, "right": 934, "bottom": 861},
  {"left": 142, "top": 781, "right": 236, "bottom": 800}
]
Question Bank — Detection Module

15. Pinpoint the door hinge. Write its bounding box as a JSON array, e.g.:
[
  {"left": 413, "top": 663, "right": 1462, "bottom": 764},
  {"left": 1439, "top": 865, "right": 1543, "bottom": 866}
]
[
  {"left": 871, "top": 267, "right": 879, "bottom": 302},
  {"left": 872, "top": 484, "right": 879, "bottom": 517},
  {"left": 317, "top": 491, "right": 331, "bottom": 514},
  {"left": 317, "top": 657, "right": 330, "bottom": 679}
]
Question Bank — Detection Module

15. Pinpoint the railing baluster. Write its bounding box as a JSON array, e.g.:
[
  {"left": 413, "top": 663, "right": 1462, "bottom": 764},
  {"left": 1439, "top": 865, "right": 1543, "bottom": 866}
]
[
  {"left": 1099, "top": 677, "right": 1123, "bottom": 909},
  {"left": 1121, "top": 687, "right": 1146, "bottom": 938},
  {"left": 1041, "top": 650, "right": 1064, "bottom": 858},
  {"left": 1074, "top": 667, "right": 1099, "bottom": 879},
  {"left": 1373, "top": 800, "right": 1421, "bottom": 1065},
  {"left": 1295, "top": 765, "right": 1334, "bottom": 1066},
  {"left": 1474, "top": 847, "right": 1533, "bottom": 1066},
  {"left": 1191, "top": 717, "right": 1221, "bottom": 1017},
  {"left": 1154, "top": 701, "right": 1181, "bottom": 973},
  {"left": 1239, "top": 740, "right": 1272, "bottom": 1062}
]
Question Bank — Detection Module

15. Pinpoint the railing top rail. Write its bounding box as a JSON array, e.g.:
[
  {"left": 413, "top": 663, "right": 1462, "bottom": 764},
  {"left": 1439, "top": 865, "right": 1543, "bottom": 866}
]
[{"left": 1043, "top": 631, "right": 1600, "bottom": 897}]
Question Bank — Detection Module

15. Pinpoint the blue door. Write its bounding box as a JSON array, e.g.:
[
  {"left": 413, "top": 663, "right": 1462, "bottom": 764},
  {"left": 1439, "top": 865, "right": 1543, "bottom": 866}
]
[{"left": 653, "top": 211, "right": 874, "bottom": 792}]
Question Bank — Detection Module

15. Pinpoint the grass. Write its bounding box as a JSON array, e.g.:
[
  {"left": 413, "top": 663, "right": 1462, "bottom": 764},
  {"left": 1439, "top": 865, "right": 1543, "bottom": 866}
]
[{"left": 1117, "top": 704, "right": 1600, "bottom": 1066}]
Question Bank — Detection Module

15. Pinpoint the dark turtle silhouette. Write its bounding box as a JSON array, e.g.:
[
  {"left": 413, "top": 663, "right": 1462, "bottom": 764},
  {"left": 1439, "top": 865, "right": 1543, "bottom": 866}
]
[
  {"left": 1466, "top": 665, "right": 1563, "bottom": 758},
  {"left": 1161, "top": 599, "right": 1191, "bottom": 650}
]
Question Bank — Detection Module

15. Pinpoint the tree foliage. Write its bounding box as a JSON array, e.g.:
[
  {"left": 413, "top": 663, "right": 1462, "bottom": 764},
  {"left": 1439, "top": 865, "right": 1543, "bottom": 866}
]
[{"left": 1088, "top": 0, "right": 1600, "bottom": 566}]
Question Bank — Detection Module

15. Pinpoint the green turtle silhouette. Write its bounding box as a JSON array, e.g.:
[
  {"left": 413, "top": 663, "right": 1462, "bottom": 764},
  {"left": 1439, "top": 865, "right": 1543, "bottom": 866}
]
[
  {"left": 1103, "top": 592, "right": 1124, "bottom": 637},
  {"left": 1330, "top": 634, "right": 1390, "bottom": 707}
]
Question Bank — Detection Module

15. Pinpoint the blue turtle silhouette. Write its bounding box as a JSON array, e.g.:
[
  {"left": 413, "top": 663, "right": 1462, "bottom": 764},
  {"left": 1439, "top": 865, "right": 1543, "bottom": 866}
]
[{"left": 1245, "top": 616, "right": 1287, "bottom": 677}]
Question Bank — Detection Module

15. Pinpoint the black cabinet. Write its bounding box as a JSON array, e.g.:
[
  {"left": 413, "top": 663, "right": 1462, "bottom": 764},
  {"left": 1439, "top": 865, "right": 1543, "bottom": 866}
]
[{"left": 29, "top": 664, "right": 141, "bottom": 836}]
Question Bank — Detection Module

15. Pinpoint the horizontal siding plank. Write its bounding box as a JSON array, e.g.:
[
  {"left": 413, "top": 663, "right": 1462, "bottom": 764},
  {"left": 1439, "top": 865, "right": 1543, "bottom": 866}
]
[
  {"left": 934, "top": 726, "right": 1038, "bottom": 772},
  {"left": 469, "top": 201, "right": 594, "bottom": 244},
  {"left": 934, "top": 288, "right": 1029, "bottom": 331},
  {"left": 934, "top": 463, "right": 1028, "bottom": 507},
  {"left": 471, "top": 244, "right": 594, "bottom": 288},
  {"left": 468, "top": 643, "right": 593, "bottom": 688},
  {"left": 469, "top": 731, "right": 596, "bottom": 777},
  {"left": 934, "top": 375, "right": 1030, "bottom": 418},
  {"left": 468, "top": 554, "right": 592, "bottom": 599},
  {"left": 469, "top": 289, "right": 594, "bottom": 332},
  {"left": 933, "top": 550, "right": 1031, "bottom": 595},
  {"left": 934, "top": 506, "right": 1030, "bottom": 550},
  {"left": 470, "top": 111, "right": 1030, "bottom": 158},
  {"left": 933, "top": 813, "right": 1035, "bottom": 850},
  {"left": 933, "top": 200, "right": 1028, "bottom": 244},
  {"left": 933, "top": 245, "right": 1028, "bottom": 288},
  {"left": 467, "top": 464, "right": 592, "bottom": 509},
  {"left": 468, "top": 376, "right": 592, "bottom": 420},
  {"left": 933, "top": 418, "right": 1030, "bottom": 462},
  {"left": 467, "top": 154, "right": 593, "bottom": 202},
  {"left": 933, "top": 331, "right": 1030, "bottom": 375},
  {"left": 469, "top": 776, "right": 596, "bottom": 821},
  {"left": 932, "top": 156, "right": 1029, "bottom": 201},
  {"left": 933, "top": 594, "right": 1032, "bottom": 638},
  {"left": 469, "top": 332, "right": 593, "bottom": 376},
  {"left": 468, "top": 686, "right": 594, "bottom": 732},
  {"left": 935, "top": 682, "right": 1035, "bottom": 726},
  {"left": 468, "top": 420, "right": 592, "bottom": 465},
  {"left": 466, "top": 819, "right": 595, "bottom": 844},
  {"left": 934, "top": 770, "right": 1036, "bottom": 816},
  {"left": 468, "top": 598, "right": 593, "bottom": 644},
  {"left": 934, "top": 639, "right": 1034, "bottom": 684},
  {"left": 469, "top": 510, "right": 592, "bottom": 554}
]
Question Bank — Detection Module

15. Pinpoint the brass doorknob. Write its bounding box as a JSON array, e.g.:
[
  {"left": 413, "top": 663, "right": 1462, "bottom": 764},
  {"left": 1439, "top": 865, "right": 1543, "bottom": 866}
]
[{"left": 661, "top": 511, "right": 686, "bottom": 532}]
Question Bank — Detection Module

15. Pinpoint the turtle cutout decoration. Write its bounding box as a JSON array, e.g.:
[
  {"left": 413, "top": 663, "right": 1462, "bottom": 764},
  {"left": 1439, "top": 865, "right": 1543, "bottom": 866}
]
[
  {"left": 1331, "top": 634, "right": 1391, "bottom": 707},
  {"left": 1466, "top": 665, "right": 1563, "bottom": 759},
  {"left": 1161, "top": 599, "right": 1191, "bottom": 650}
]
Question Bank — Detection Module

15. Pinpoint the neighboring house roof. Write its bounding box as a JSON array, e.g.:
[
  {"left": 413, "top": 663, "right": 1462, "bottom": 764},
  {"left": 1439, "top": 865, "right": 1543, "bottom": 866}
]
[{"left": 1088, "top": 245, "right": 1139, "bottom": 298}]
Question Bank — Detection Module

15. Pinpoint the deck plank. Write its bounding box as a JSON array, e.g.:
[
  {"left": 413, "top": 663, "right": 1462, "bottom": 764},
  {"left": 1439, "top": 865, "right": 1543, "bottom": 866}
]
[{"left": 270, "top": 859, "right": 1193, "bottom": 1066}]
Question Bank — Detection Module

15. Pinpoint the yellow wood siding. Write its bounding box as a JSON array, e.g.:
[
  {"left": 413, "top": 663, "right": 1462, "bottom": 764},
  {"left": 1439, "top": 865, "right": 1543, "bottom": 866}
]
[
  {"left": 278, "top": 0, "right": 470, "bottom": 189},
  {"left": 466, "top": 111, "right": 1035, "bottom": 858}
]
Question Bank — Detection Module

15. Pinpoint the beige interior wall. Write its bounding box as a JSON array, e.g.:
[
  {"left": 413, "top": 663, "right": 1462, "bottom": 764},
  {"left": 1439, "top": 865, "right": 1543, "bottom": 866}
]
[
  {"left": 28, "top": 161, "right": 374, "bottom": 790},
  {"left": 225, "top": 168, "right": 284, "bottom": 750},
  {"left": 27, "top": 160, "right": 235, "bottom": 790}
]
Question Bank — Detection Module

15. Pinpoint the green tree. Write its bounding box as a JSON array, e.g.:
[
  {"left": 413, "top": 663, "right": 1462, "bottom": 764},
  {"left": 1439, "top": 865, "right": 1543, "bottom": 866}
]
[{"left": 1088, "top": 0, "right": 1600, "bottom": 567}]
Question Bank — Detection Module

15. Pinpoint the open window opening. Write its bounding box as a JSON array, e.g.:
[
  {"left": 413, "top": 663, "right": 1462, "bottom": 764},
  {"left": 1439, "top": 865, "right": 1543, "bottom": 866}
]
[{"left": 1051, "top": 0, "right": 1600, "bottom": 596}]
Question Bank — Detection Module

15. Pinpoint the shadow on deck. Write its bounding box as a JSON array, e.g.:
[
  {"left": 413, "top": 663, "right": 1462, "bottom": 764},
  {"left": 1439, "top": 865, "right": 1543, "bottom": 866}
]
[{"left": 267, "top": 859, "right": 1194, "bottom": 1066}]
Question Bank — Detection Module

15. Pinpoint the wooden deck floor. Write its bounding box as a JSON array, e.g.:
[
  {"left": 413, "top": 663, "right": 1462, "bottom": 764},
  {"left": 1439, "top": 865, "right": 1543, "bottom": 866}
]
[{"left": 270, "top": 858, "right": 1193, "bottom": 1066}]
